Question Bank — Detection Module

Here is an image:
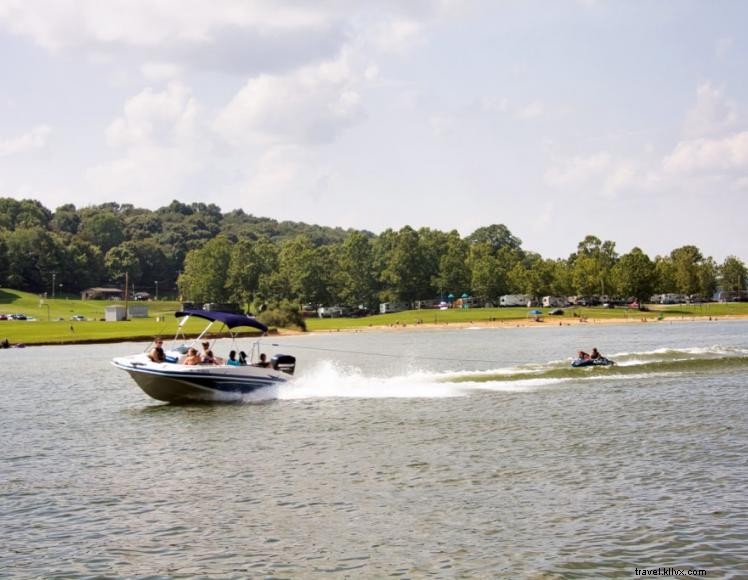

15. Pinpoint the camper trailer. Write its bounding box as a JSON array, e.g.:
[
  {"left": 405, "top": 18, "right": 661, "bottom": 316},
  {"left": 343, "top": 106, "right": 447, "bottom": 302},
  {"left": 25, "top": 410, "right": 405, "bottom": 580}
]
[
  {"left": 499, "top": 294, "right": 530, "bottom": 307},
  {"left": 379, "top": 302, "right": 409, "bottom": 314},
  {"left": 542, "top": 296, "right": 566, "bottom": 308}
]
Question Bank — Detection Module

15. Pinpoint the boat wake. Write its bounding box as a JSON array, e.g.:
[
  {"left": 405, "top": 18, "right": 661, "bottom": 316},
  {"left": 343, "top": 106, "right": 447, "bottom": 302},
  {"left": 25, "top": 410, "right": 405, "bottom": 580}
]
[
  {"left": 442, "top": 345, "right": 748, "bottom": 387},
  {"left": 264, "top": 346, "right": 748, "bottom": 401}
]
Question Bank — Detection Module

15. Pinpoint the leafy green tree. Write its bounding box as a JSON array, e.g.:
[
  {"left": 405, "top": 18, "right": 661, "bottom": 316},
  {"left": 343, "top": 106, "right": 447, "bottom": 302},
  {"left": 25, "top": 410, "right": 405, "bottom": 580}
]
[
  {"left": 379, "top": 226, "right": 430, "bottom": 303},
  {"left": 51, "top": 204, "right": 80, "bottom": 234},
  {"left": 670, "top": 245, "right": 703, "bottom": 296},
  {"left": 698, "top": 257, "right": 718, "bottom": 300},
  {"left": 434, "top": 231, "right": 471, "bottom": 297},
  {"left": 720, "top": 256, "right": 747, "bottom": 294},
  {"left": 506, "top": 252, "right": 552, "bottom": 297},
  {"left": 4, "top": 227, "right": 64, "bottom": 292},
  {"left": 654, "top": 256, "right": 676, "bottom": 294},
  {"left": 466, "top": 224, "right": 522, "bottom": 253},
  {"left": 226, "top": 237, "right": 278, "bottom": 307},
  {"left": 278, "top": 236, "right": 332, "bottom": 306},
  {"left": 338, "top": 231, "right": 378, "bottom": 308},
  {"left": 64, "top": 238, "right": 105, "bottom": 290},
  {"left": 178, "top": 236, "right": 233, "bottom": 303},
  {"left": 0, "top": 198, "right": 52, "bottom": 230},
  {"left": 124, "top": 213, "right": 163, "bottom": 240},
  {"left": 610, "top": 247, "right": 656, "bottom": 301},
  {"left": 468, "top": 242, "right": 504, "bottom": 303},
  {"left": 0, "top": 232, "right": 8, "bottom": 285},
  {"left": 133, "top": 238, "right": 172, "bottom": 290},
  {"left": 570, "top": 235, "right": 618, "bottom": 296},
  {"left": 105, "top": 242, "right": 142, "bottom": 286},
  {"left": 79, "top": 212, "right": 125, "bottom": 253}
]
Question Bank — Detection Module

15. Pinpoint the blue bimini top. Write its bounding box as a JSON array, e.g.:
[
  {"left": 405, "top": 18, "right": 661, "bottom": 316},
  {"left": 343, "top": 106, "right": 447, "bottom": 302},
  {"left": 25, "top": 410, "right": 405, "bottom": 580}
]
[{"left": 175, "top": 309, "right": 268, "bottom": 333}]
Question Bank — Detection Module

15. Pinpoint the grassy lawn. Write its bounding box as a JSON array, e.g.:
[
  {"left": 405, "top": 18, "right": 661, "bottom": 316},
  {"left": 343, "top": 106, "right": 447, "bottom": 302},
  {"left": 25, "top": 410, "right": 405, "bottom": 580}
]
[{"left": 3, "top": 287, "right": 747, "bottom": 345}]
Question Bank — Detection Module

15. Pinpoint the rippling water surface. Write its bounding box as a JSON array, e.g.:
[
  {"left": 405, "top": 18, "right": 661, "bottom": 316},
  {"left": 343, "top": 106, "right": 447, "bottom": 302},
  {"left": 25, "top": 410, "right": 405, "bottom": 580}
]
[{"left": 2, "top": 321, "right": 748, "bottom": 577}]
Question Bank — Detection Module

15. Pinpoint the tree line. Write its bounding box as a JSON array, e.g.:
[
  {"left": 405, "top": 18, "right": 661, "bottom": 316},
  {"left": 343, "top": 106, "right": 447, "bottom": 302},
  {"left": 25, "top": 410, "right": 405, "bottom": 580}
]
[{"left": 1, "top": 197, "right": 746, "bottom": 311}]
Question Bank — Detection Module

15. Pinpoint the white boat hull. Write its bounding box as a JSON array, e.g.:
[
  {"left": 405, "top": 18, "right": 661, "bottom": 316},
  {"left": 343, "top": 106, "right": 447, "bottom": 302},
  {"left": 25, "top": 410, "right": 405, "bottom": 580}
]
[{"left": 112, "top": 355, "right": 289, "bottom": 403}]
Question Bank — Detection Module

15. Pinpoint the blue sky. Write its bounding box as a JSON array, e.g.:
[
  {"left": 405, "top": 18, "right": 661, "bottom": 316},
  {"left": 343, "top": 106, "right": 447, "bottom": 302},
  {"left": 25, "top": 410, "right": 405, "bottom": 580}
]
[{"left": 1, "top": 0, "right": 746, "bottom": 261}]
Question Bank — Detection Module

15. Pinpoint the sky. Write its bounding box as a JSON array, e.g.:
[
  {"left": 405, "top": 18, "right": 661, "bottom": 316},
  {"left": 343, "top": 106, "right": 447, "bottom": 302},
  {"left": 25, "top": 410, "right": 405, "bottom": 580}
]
[{"left": 1, "top": 0, "right": 747, "bottom": 262}]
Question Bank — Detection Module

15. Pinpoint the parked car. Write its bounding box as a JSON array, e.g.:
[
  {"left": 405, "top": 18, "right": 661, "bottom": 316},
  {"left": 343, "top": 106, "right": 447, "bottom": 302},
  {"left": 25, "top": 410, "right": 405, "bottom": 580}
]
[
  {"left": 9, "top": 313, "right": 27, "bottom": 320},
  {"left": 0, "top": 314, "right": 7, "bottom": 320},
  {"left": 70, "top": 315, "right": 87, "bottom": 321}
]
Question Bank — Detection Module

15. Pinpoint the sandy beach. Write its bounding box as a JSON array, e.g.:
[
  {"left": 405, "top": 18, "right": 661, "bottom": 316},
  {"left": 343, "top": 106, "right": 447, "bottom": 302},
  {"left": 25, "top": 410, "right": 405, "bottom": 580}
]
[{"left": 278, "top": 313, "right": 748, "bottom": 336}]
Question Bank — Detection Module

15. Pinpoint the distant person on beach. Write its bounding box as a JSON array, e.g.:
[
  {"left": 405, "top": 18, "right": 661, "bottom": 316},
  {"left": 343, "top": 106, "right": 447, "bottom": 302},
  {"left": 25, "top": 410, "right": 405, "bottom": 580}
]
[{"left": 149, "top": 338, "right": 166, "bottom": 362}]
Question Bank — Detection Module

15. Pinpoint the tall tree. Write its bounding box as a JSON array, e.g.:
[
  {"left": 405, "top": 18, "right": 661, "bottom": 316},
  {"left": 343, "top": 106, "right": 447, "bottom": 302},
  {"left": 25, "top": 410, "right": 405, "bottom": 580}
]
[
  {"left": 338, "top": 231, "right": 378, "bottom": 308},
  {"left": 178, "top": 236, "right": 233, "bottom": 303},
  {"left": 468, "top": 242, "right": 505, "bottom": 303},
  {"left": 466, "top": 224, "right": 522, "bottom": 253},
  {"left": 670, "top": 245, "right": 703, "bottom": 296},
  {"left": 610, "top": 247, "right": 656, "bottom": 302},
  {"left": 434, "top": 231, "right": 471, "bottom": 297},
  {"left": 720, "top": 256, "right": 747, "bottom": 294},
  {"left": 79, "top": 212, "right": 125, "bottom": 253}
]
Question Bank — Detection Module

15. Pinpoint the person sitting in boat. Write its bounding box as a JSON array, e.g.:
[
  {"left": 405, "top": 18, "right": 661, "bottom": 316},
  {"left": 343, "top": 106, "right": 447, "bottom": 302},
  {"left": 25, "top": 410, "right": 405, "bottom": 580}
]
[
  {"left": 227, "top": 350, "right": 241, "bottom": 366},
  {"left": 577, "top": 350, "right": 590, "bottom": 361},
  {"left": 590, "top": 347, "right": 602, "bottom": 360},
  {"left": 238, "top": 351, "right": 248, "bottom": 365},
  {"left": 253, "top": 353, "right": 270, "bottom": 368},
  {"left": 202, "top": 349, "right": 221, "bottom": 365},
  {"left": 183, "top": 347, "right": 201, "bottom": 365},
  {"left": 148, "top": 338, "right": 166, "bottom": 362},
  {"left": 201, "top": 341, "right": 224, "bottom": 364}
]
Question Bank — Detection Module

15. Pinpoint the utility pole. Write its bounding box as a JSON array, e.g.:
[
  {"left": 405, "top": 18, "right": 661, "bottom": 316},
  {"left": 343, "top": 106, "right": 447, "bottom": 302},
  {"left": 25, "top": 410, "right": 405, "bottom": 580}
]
[{"left": 52, "top": 272, "right": 56, "bottom": 298}]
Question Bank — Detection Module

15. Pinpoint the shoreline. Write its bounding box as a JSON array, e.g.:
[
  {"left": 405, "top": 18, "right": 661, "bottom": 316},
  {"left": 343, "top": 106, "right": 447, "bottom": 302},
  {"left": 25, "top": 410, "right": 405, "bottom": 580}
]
[
  {"left": 4, "top": 314, "right": 748, "bottom": 347},
  {"left": 279, "top": 313, "right": 748, "bottom": 335}
]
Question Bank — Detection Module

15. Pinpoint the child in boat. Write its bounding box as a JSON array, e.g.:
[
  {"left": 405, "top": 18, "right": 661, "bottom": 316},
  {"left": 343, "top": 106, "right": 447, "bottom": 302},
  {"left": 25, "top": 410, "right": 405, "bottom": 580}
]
[
  {"left": 183, "top": 348, "right": 201, "bottom": 365},
  {"left": 227, "top": 350, "right": 241, "bottom": 366},
  {"left": 578, "top": 350, "right": 590, "bottom": 361}
]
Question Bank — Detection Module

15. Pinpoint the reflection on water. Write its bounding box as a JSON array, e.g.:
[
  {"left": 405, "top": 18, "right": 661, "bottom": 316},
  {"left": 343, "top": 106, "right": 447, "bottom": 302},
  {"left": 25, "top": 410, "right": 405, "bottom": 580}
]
[{"left": 1, "top": 321, "right": 747, "bottom": 577}]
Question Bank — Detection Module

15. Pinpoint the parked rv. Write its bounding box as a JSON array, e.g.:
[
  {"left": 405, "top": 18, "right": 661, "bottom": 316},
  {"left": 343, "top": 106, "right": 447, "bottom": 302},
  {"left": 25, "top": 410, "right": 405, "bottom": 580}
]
[{"left": 499, "top": 294, "right": 530, "bottom": 307}]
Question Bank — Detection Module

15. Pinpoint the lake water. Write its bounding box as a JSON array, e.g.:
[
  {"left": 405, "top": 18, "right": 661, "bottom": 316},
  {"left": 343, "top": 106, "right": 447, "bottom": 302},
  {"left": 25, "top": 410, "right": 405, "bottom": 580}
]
[{"left": 2, "top": 321, "right": 748, "bottom": 578}]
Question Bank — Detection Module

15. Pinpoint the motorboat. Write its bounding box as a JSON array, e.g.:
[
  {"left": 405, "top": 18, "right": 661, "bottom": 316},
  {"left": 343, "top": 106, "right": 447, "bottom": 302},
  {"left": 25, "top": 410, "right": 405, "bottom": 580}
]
[
  {"left": 112, "top": 309, "right": 296, "bottom": 403},
  {"left": 571, "top": 357, "right": 615, "bottom": 368}
]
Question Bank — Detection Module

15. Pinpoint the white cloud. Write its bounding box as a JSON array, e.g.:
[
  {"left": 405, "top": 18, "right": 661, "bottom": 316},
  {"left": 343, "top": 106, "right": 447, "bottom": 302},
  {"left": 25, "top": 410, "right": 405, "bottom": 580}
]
[
  {"left": 0, "top": 0, "right": 333, "bottom": 50},
  {"left": 430, "top": 114, "right": 456, "bottom": 138},
  {"left": 213, "top": 53, "right": 366, "bottom": 146},
  {"left": 105, "top": 83, "right": 198, "bottom": 147},
  {"left": 544, "top": 151, "right": 638, "bottom": 197},
  {"left": 86, "top": 83, "right": 206, "bottom": 202},
  {"left": 663, "top": 132, "right": 748, "bottom": 174},
  {"left": 141, "top": 61, "right": 183, "bottom": 81},
  {"left": 516, "top": 100, "right": 544, "bottom": 120},
  {"left": 683, "top": 82, "right": 738, "bottom": 138},
  {"left": 0, "top": 125, "right": 51, "bottom": 157}
]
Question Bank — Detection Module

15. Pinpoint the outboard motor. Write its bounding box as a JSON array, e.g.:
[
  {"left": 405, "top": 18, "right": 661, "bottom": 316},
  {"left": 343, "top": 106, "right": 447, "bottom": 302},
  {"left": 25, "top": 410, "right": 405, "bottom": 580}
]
[{"left": 271, "top": 354, "right": 296, "bottom": 375}]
